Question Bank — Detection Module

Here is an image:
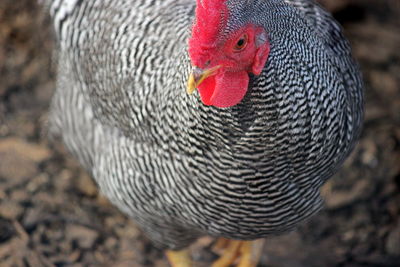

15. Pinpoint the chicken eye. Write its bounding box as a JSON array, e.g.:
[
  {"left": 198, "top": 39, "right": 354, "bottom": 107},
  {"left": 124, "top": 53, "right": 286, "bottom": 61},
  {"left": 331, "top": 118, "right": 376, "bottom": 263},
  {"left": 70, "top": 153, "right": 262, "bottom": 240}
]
[{"left": 234, "top": 34, "right": 248, "bottom": 51}]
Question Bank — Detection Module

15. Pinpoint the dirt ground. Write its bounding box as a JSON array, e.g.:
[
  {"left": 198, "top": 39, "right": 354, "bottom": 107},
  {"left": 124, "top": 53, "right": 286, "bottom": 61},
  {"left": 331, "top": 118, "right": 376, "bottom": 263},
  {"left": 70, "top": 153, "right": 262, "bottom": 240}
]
[{"left": 0, "top": 0, "right": 399, "bottom": 266}]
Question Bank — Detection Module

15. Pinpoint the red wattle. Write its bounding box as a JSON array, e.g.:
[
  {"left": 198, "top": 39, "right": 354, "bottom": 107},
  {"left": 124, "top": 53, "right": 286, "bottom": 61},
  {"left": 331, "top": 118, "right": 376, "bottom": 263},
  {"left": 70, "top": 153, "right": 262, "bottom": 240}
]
[
  {"left": 198, "top": 71, "right": 249, "bottom": 108},
  {"left": 198, "top": 76, "right": 216, "bottom": 106}
]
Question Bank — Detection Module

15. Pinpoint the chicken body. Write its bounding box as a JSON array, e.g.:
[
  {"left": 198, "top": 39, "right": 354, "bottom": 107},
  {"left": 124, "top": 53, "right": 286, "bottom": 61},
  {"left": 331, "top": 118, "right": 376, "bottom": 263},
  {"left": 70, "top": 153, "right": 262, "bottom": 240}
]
[{"left": 49, "top": 0, "right": 363, "bottom": 250}]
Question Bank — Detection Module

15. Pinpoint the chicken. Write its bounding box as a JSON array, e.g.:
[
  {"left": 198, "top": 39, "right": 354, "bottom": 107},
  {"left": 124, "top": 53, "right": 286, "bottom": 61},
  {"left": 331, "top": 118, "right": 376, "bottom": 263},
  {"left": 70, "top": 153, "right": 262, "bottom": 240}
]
[{"left": 48, "top": 0, "right": 363, "bottom": 266}]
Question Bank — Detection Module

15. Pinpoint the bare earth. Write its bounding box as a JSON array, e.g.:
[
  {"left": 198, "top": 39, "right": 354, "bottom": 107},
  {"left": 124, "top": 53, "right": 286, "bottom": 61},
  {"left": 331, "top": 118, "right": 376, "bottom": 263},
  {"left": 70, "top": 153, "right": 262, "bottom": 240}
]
[{"left": 0, "top": 0, "right": 399, "bottom": 266}]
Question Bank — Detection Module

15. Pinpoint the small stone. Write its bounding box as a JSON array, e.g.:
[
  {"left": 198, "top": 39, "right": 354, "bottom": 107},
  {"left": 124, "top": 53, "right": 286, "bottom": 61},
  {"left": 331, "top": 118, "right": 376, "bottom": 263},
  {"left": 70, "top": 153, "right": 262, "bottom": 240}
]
[
  {"left": 0, "top": 201, "right": 24, "bottom": 219},
  {"left": 114, "top": 222, "right": 140, "bottom": 240},
  {"left": 0, "top": 144, "right": 38, "bottom": 185},
  {"left": 68, "top": 250, "right": 81, "bottom": 262},
  {"left": 66, "top": 224, "right": 99, "bottom": 249},
  {"left": 0, "top": 138, "right": 52, "bottom": 188},
  {"left": 341, "top": 230, "right": 355, "bottom": 242},
  {"left": 10, "top": 189, "right": 29, "bottom": 202},
  {"left": 26, "top": 173, "right": 50, "bottom": 193},
  {"left": 54, "top": 169, "right": 73, "bottom": 190},
  {"left": 0, "top": 137, "right": 51, "bottom": 163},
  {"left": 104, "top": 237, "right": 118, "bottom": 250},
  {"left": 75, "top": 172, "right": 98, "bottom": 197},
  {"left": 105, "top": 215, "right": 124, "bottom": 229}
]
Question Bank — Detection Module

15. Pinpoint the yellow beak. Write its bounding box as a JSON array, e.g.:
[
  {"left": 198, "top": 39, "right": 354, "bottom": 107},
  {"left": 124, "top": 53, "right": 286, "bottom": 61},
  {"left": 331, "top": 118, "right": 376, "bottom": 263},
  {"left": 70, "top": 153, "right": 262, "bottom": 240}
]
[{"left": 187, "top": 65, "right": 222, "bottom": 94}]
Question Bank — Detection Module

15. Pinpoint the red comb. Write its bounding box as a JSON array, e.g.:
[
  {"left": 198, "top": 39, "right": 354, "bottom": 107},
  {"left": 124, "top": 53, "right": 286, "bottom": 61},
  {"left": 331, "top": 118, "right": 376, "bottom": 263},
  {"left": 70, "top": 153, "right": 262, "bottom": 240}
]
[{"left": 189, "top": 0, "right": 229, "bottom": 64}]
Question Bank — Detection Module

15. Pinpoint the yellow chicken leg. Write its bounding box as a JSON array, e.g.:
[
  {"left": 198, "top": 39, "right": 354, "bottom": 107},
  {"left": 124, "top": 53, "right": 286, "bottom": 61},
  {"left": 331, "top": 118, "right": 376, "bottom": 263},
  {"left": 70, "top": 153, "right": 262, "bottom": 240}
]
[
  {"left": 237, "top": 240, "right": 265, "bottom": 267},
  {"left": 212, "top": 238, "right": 265, "bottom": 267},
  {"left": 166, "top": 249, "right": 192, "bottom": 267}
]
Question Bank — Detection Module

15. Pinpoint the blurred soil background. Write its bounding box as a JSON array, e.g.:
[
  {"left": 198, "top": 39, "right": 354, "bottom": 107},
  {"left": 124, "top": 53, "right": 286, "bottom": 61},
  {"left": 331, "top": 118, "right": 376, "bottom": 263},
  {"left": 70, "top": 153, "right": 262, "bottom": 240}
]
[{"left": 0, "top": 0, "right": 399, "bottom": 266}]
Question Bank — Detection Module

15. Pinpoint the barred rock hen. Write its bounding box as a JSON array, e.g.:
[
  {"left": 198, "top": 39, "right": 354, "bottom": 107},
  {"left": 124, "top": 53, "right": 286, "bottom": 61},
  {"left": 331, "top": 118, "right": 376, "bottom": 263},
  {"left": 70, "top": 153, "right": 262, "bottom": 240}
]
[{"left": 48, "top": 0, "right": 363, "bottom": 266}]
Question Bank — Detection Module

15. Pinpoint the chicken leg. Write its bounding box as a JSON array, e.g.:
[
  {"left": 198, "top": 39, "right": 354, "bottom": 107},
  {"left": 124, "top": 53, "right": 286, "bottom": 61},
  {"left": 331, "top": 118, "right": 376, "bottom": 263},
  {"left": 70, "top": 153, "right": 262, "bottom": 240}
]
[
  {"left": 212, "top": 238, "right": 265, "bottom": 267},
  {"left": 166, "top": 249, "right": 192, "bottom": 267},
  {"left": 166, "top": 238, "right": 265, "bottom": 267}
]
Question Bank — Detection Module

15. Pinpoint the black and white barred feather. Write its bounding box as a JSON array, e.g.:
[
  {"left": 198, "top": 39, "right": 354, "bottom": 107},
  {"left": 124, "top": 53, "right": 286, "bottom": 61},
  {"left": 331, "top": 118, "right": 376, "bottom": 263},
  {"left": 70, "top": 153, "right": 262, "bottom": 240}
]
[{"left": 48, "top": 0, "right": 363, "bottom": 249}]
